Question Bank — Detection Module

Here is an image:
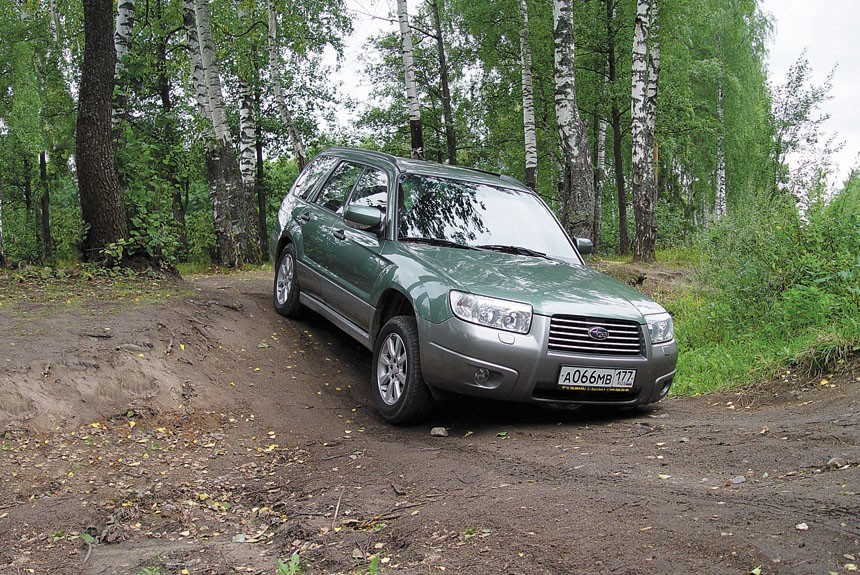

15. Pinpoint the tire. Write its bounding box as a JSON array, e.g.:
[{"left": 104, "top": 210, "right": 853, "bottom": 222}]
[
  {"left": 372, "top": 316, "right": 434, "bottom": 424},
  {"left": 273, "top": 244, "right": 302, "bottom": 317}
]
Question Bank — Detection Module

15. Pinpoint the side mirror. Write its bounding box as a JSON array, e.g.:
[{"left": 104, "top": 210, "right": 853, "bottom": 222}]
[
  {"left": 344, "top": 204, "right": 385, "bottom": 234},
  {"left": 575, "top": 237, "right": 593, "bottom": 256}
]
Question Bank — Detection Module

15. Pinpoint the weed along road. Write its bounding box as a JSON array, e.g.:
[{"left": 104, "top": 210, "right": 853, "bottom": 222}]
[{"left": 0, "top": 271, "right": 858, "bottom": 574}]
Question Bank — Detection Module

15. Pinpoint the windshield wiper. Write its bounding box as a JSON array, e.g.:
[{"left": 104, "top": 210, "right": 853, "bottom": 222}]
[
  {"left": 400, "top": 237, "right": 475, "bottom": 250},
  {"left": 476, "top": 244, "right": 549, "bottom": 259}
]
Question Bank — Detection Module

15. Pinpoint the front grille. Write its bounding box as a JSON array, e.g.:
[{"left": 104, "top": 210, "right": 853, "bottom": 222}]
[{"left": 548, "top": 315, "right": 643, "bottom": 356}]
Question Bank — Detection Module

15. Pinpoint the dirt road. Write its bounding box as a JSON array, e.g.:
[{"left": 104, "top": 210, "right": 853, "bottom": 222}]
[{"left": 1, "top": 271, "right": 857, "bottom": 574}]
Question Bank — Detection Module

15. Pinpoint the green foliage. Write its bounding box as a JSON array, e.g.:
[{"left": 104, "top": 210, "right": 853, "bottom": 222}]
[
  {"left": 673, "top": 177, "right": 860, "bottom": 393},
  {"left": 278, "top": 553, "right": 302, "bottom": 575}
]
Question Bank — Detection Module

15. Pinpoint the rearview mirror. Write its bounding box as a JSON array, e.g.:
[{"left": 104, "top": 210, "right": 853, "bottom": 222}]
[
  {"left": 344, "top": 204, "right": 385, "bottom": 234},
  {"left": 575, "top": 237, "right": 593, "bottom": 256}
]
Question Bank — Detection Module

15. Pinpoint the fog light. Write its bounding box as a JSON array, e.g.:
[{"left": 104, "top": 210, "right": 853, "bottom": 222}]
[{"left": 474, "top": 368, "right": 490, "bottom": 384}]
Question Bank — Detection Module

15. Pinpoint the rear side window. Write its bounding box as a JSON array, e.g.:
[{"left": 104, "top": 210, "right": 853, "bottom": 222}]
[
  {"left": 314, "top": 162, "right": 364, "bottom": 213},
  {"left": 292, "top": 155, "right": 337, "bottom": 200},
  {"left": 346, "top": 168, "right": 388, "bottom": 212}
]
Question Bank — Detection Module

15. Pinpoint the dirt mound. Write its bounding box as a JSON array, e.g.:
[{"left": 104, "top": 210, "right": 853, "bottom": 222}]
[{"left": 1, "top": 270, "right": 858, "bottom": 575}]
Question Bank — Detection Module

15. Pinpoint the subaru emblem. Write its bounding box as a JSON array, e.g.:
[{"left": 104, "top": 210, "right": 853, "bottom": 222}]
[{"left": 588, "top": 326, "right": 609, "bottom": 341}]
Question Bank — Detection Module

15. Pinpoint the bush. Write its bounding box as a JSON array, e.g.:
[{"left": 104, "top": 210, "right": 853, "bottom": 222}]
[{"left": 673, "top": 180, "right": 860, "bottom": 393}]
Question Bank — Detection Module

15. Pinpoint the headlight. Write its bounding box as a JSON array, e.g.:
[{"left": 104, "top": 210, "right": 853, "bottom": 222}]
[
  {"left": 646, "top": 312, "right": 674, "bottom": 344},
  {"left": 449, "top": 290, "right": 532, "bottom": 334}
]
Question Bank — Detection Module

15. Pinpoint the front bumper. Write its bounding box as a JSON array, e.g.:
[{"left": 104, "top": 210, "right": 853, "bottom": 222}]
[{"left": 417, "top": 314, "right": 678, "bottom": 406}]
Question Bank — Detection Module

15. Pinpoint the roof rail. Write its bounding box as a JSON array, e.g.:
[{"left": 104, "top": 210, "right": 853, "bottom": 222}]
[{"left": 322, "top": 146, "right": 400, "bottom": 164}]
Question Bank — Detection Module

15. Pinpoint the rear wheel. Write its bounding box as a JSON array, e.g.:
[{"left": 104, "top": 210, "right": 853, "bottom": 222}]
[
  {"left": 372, "top": 316, "right": 433, "bottom": 424},
  {"left": 273, "top": 244, "right": 301, "bottom": 317}
]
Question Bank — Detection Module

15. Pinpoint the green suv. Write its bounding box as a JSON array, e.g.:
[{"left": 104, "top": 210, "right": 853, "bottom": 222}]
[{"left": 271, "top": 148, "right": 677, "bottom": 423}]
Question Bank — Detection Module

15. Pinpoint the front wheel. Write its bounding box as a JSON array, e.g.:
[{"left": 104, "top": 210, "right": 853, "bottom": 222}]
[
  {"left": 372, "top": 316, "right": 433, "bottom": 424},
  {"left": 273, "top": 244, "right": 301, "bottom": 317}
]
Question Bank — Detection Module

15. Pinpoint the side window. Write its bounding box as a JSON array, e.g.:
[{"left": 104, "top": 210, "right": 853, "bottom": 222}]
[
  {"left": 314, "top": 162, "right": 364, "bottom": 214},
  {"left": 292, "top": 155, "right": 337, "bottom": 200},
  {"left": 346, "top": 168, "right": 389, "bottom": 212}
]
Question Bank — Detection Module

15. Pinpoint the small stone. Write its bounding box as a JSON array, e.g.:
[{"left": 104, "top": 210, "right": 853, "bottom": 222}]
[
  {"left": 827, "top": 457, "right": 848, "bottom": 469},
  {"left": 679, "top": 437, "right": 690, "bottom": 443},
  {"left": 731, "top": 475, "right": 746, "bottom": 485},
  {"left": 795, "top": 522, "right": 809, "bottom": 531},
  {"left": 430, "top": 427, "right": 448, "bottom": 437}
]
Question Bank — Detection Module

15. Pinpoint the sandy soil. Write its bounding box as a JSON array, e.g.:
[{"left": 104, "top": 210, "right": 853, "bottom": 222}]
[{"left": 0, "top": 270, "right": 857, "bottom": 575}]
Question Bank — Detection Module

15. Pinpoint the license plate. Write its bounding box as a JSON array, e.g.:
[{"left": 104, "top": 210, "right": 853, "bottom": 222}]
[{"left": 558, "top": 367, "right": 636, "bottom": 390}]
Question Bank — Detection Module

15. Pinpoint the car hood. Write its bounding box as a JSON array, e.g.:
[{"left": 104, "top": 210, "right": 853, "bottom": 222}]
[{"left": 404, "top": 245, "right": 665, "bottom": 322}]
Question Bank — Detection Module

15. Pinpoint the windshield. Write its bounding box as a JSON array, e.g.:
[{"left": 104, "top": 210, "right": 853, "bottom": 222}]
[{"left": 397, "top": 174, "right": 580, "bottom": 262}]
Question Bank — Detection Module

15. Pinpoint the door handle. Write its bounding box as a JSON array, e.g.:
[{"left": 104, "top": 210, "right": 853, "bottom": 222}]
[
  {"left": 332, "top": 228, "right": 346, "bottom": 241},
  {"left": 297, "top": 211, "right": 311, "bottom": 223}
]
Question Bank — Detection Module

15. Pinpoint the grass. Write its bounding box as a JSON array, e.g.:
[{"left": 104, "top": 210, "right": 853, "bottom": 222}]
[{"left": 0, "top": 264, "right": 191, "bottom": 317}]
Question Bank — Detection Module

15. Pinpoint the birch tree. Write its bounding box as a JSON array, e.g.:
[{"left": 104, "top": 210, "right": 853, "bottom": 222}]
[
  {"left": 593, "top": 115, "right": 607, "bottom": 252},
  {"left": 630, "top": 0, "right": 659, "bottom": 262},
  {"left": 238, "top": 80, "right": 258, "bottom": 254},
  {"left": 553, "top": 0, "right": 594, "bottom": 239},
  {"left": 77, "top": 0, "right": 127, "bottom": 262},
  {"left": 184, "top": 0, "right": 245, "bottom": 266},
  {"left": 397, "top": 0, "right": 424, "bottom": 159},
  {"left": 113, "top": 0, "right": 135, "bottom": 126},
  {"left": 266, "top": 0, "right": 307, "bottom": 171},
  {"left": 714, "top": 82, "right": 727, "bottom": 218},
  {"left": 519, "top": 0, "right": 538, "bottom": 191}
]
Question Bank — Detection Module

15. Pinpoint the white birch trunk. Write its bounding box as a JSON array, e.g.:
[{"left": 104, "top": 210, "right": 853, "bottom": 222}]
[
  {"left": 112, "top": 0, "right": 135, "bottom": 127},
  {"left": 239, "top": 81, "right": 261, "bottom": 257},
  {"left": 239, "top": 82, "right": 257, "bottom": 191},
  {"left": 266, "top": 0, "right": 307, "bottom": 171},
  {"left": 553, "top": 0, "right": 594, "bottom": 239},
  {"left": 594, "top": 116, "right": 607, "bottom": 251},
  {"left": 114, "top": 0, "right": 135, "bottom": 77},
  {"left": 194, "top": 0, "right": 231, "bottom": 147},
  {"left": 49, "top": 0, "right": 61, "bottom": 43},
  {"left": 397, "top": 0, "right": 424, "bottom": 159},
  {"left": 715, "top": 82, "right": 727, "bottom": 219},
  {"left": 183, "top": 0, "right": 214, "bottom": 140},
  {"left": 631, "top": 0, "right": 658, "bottom": 262},
  {"left": 519, "top": 0, "right": 538, "bottom": 191}
]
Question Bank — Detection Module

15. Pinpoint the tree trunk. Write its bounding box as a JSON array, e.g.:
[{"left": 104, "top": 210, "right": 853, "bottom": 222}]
[
  {"left": 630, "top": 0, "right": 658, "bottom": 262},
  {"left": 553, "top": 0, "right": 594, "bottom": 239},
  {"left": 593, "top": 114, "right": 607, "bottom": 253},
  {"left": 153, "top": 12, "right": 188, "bottom": 259},
  {"left": 187, "top": 0, "right": 251, "bottom": 266},
  {"left": 397, "top": 0, "right": 424, "bottom": 159},
  {"left": 254, "top": 89, "right": 268, "bottom": 256},
  {"left": 606, "top": 0, "right": 628, "bottom": 254},
  {"left": 0, "top": 175, "right": 6, "bottom": 267},
  {"left": 77, "top": 0, "right": 127, "bottom": 262},
  {"left": 238, "top": 80, "right": 262, "bottom": 257},
  {"left": 519, "top": 0, "right": 538, "bottom": 191},
  {"left": 714, "top": 82, "right": 727, "bottom": 219},
  {"left": 39, "top": 151, "right": 52, "bottom": 259},
  {"left": 431, "top": 0, "right": 456, "bottom": 164},
  {"left": 112, "top": 0, "right": 135, "bottom": 127},
  {"left": 266, "top": 0, "right": 307, "bottom": 171}
]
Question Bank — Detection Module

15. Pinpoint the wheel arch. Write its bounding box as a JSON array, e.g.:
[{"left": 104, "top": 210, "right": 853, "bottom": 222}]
[{"left": 371, "top": 288, "right": 415, "bottom": 346}]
